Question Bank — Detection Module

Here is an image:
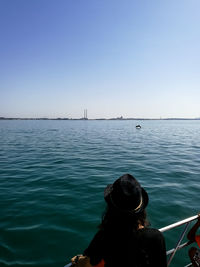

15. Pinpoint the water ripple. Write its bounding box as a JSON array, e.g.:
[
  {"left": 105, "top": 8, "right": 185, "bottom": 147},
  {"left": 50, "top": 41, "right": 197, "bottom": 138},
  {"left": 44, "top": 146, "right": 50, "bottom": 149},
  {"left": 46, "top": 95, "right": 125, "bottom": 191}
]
[{"left": 0, "top": 120, "right": 200, "bottom": 267}]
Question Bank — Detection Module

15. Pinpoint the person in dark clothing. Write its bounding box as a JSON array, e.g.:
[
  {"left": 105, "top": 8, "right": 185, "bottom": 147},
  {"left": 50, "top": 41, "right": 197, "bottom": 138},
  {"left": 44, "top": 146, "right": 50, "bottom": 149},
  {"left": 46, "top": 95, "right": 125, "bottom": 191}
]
[{"left": 71, "top": 174, "right": 167, "bottom": 267}]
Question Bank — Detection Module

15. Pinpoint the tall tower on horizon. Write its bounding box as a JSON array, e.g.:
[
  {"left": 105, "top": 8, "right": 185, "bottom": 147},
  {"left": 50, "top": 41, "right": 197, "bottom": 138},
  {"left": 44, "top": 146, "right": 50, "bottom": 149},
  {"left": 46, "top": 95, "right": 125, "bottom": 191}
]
[{"left": 83, "top": 109, "right": 88, "bottom": 120}]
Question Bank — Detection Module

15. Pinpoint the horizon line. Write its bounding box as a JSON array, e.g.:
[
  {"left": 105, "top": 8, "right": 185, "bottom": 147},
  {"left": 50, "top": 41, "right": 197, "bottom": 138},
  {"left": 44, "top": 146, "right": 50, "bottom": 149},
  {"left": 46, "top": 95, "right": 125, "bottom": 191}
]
[{"left": 1, "top": 117, "right": 200, "bottom": 121}]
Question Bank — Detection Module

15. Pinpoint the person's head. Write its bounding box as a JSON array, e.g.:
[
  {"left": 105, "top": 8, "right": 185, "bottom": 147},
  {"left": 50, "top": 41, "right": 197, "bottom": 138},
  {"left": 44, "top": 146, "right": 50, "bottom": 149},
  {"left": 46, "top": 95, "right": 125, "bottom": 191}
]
[
  {"left": 101, "top": 174, "right": 149, "bottom": 231},
  {"left": 104, "top": 173, "right": 148, "bottom": 214}
]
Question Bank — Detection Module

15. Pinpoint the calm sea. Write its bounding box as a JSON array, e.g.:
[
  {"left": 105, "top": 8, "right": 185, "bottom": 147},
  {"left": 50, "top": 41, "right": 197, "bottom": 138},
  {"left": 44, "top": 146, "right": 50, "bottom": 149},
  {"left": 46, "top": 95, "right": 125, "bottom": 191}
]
[{"left": 0, "top": 120, "right": 200, "bottom": 267}]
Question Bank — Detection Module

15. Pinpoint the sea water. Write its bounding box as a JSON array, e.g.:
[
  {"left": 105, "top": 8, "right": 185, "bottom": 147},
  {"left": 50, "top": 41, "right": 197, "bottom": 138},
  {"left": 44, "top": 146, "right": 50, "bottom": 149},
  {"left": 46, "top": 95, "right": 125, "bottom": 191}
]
[{"left": 0, "top": 120, "right": 200, "bottom": 267}]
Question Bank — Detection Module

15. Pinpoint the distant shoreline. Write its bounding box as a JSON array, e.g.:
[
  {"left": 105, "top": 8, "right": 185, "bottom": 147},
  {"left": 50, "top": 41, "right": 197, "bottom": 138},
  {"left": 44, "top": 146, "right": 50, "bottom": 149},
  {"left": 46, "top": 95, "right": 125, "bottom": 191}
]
[{"left": 0, "top": 117, "right": 200, "bottom": 121}]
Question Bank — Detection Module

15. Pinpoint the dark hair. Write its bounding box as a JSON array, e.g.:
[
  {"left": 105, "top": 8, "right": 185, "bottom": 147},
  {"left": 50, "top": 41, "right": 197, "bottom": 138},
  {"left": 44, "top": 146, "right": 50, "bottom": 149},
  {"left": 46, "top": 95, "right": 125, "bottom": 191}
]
[{"left": 99, "top": 204, "right": 149, "bottom": 233}]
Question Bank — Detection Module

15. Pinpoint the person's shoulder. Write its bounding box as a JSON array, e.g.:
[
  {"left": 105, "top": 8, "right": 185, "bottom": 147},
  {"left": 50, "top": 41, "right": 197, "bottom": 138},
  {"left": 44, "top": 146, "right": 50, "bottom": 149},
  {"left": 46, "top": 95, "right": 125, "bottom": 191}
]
[
  {"left": 137, "top": 228, "right": 166, "bottom": 249},
  {"left": 142, "top": 227, "right": 161, "bottom": 233},
  {"left": 139, "top": 227, "right": 163, "bottom": 239}
]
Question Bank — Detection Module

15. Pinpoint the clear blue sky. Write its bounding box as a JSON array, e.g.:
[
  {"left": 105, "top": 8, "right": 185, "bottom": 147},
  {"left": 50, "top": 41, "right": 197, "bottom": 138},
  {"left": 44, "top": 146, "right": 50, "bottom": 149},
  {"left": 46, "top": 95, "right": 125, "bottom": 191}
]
[{"left": 1, "top": 0, "right": 200, "bottom": 119}]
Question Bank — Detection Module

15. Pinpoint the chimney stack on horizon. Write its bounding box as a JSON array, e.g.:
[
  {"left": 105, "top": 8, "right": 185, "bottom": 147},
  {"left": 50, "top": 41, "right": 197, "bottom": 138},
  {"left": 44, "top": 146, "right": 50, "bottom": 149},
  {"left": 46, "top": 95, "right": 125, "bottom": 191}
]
[{"left": 84, "top": 109, "right": 88, "bottom": 119}]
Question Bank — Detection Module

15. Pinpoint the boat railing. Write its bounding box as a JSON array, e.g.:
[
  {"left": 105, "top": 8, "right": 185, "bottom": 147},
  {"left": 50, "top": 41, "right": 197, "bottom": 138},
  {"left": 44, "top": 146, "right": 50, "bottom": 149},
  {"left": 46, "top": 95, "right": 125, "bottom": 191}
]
[
  {"left": 65, "top": 214, "right": 199, "bottom": 267},
  {"left": 159, "top": 214, "right": 200, "bottom": 267}
]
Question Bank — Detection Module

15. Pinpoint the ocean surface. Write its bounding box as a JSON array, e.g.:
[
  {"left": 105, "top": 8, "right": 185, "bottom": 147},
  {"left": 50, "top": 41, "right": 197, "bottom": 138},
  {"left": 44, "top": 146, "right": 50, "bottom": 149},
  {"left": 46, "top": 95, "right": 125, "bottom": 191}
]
[{"left": 0, "top": 120, "right": 200, "bottom": 267}]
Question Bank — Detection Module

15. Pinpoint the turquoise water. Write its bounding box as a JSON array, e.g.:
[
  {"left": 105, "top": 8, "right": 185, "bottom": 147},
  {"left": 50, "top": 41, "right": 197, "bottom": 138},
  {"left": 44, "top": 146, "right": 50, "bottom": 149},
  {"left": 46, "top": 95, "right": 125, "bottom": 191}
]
[{"left": 0, "top": 120, "right": 200, "bottom": 267}]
